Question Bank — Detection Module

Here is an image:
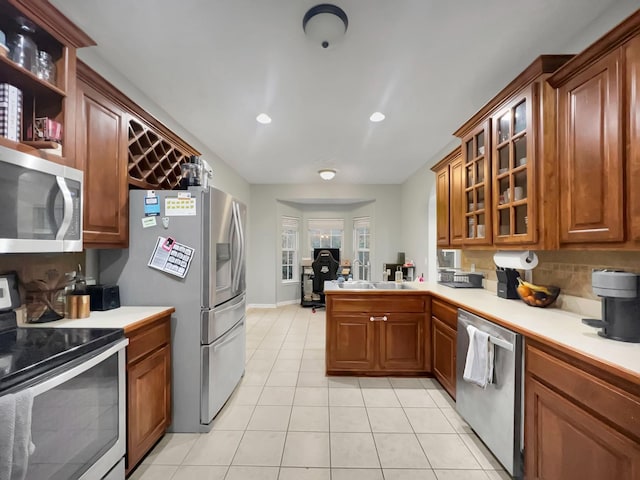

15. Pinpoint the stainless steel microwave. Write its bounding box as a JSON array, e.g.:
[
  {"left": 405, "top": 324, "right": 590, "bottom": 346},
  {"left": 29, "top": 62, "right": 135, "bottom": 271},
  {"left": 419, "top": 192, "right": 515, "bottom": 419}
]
[{"left": 0, "top": 145, "right": 83, "bottom": 253}]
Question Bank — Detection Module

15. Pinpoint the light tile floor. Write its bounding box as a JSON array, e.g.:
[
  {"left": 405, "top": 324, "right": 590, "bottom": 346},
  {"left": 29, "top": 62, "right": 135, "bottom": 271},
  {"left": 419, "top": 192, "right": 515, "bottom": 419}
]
[{"left": 132, "top": 305, "right": 511, "bottom": 480}]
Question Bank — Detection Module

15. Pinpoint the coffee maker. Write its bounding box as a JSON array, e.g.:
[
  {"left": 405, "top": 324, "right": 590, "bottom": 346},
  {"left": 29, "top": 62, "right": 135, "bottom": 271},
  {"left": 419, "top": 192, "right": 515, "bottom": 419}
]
[{"left": 582, "top": 270, "right": 640, "bottom": 343}]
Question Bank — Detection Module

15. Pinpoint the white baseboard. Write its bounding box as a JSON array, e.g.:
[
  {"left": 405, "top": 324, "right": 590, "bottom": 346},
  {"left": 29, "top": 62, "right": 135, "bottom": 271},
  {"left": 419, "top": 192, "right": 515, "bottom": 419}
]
[
  {"left": 276, "top": 299, "right": 301, "bottom": 307},
  {"left": 247, "top": 303, "right": 277, "bottom": 309}
]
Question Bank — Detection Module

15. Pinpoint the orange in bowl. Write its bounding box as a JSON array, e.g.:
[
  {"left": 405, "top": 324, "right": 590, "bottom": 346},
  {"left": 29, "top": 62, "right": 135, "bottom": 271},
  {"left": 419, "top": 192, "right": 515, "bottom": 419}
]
[{"left": 517, "top": 282, "right": 560, "bottom": 308}]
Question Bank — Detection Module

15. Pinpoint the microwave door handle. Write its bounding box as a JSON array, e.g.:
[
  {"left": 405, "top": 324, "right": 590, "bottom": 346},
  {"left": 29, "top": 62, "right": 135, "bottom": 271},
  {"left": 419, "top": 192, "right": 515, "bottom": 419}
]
[{"left": 55, "top": 176, "right": 73, "bottom": 240}]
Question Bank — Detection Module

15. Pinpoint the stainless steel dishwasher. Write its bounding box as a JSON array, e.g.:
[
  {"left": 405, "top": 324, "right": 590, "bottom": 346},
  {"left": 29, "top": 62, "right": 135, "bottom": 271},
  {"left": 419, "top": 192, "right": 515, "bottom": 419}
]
[{"left": 456, "top": 309, "right": 523, "bottom": 479}]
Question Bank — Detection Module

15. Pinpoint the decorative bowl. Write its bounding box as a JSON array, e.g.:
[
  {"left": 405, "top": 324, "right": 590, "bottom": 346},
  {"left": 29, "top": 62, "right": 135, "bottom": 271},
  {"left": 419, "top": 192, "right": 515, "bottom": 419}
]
[{"left": 517, "top": 282, "right": 560, "bottom": 308}]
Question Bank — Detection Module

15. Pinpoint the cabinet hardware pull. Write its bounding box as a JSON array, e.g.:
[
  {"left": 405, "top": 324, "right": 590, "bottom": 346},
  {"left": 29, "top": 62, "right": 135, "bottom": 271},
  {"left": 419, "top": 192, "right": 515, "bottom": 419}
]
[{"left": 369, "top": 316, "right": 388, "bottom": 322}]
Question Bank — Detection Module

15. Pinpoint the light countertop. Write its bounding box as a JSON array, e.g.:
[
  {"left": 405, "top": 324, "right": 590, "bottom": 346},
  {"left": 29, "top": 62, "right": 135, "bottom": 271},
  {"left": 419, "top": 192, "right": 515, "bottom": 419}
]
[
  {"left": 326, "top": 280, "right": 640, "bottom": 380},
  {"left": 22, "top": 306, "right": 175, "bottom": 333}
]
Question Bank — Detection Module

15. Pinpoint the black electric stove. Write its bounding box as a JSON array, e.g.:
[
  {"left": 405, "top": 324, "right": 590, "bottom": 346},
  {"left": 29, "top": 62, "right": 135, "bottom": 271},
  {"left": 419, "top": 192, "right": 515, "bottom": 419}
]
[{"left": 0, "top": 311, "right": 124, "bottom": 394}]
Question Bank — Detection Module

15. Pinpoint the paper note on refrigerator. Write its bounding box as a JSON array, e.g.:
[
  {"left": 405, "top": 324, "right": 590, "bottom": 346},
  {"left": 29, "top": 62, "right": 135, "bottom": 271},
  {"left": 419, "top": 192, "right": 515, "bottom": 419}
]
[
  {"left": 148, "top": 236, "right": 195, "bottom": 278},
  {"left": 165, "top": 197, "right": 197, "bottom": 216}
]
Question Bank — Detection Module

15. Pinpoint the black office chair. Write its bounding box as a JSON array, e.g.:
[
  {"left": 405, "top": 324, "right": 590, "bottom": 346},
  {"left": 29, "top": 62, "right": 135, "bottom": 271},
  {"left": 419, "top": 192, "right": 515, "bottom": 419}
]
[{"left": 310, "top": 250, "right": 339, "bottom": 312}]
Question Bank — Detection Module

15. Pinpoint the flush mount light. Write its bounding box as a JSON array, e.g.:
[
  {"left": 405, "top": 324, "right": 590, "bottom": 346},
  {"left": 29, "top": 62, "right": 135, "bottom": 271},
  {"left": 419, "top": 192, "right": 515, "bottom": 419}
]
[
  {"left": 318, "top": 169, "right": 336, "bottom": 180},
  {"left": 256, "top": 113, "right": 272, "bottom": 124},
  {"left": 369, "top": 111, "right": 386, "bottom": 122},
  {"left": 303, "top": 4, "right": 348, "bottom": 49}
]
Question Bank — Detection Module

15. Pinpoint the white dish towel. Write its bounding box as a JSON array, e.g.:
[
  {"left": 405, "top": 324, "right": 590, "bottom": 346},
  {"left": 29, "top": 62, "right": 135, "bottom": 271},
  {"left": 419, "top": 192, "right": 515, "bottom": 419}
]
[
  {"left": 0, "top": 394, "right": 16, "bottom": 480},
  {"left": 0, "top": 389, "right": 35, "bottom": 480},
  {"left": 463, "top": 325, "right": 494, "bottom": 388}
]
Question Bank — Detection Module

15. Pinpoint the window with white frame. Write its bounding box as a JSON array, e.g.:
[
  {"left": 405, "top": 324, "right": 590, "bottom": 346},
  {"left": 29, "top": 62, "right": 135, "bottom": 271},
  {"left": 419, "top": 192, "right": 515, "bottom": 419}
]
[
  {"left": 353, "top": 217, "right": 371, "bottom": 280},
  {"left": 308, "top": 219, "right": 344, "bottom": 259},
  {"left": 281, "top": 216, "right": 299, "bottom": 282}
]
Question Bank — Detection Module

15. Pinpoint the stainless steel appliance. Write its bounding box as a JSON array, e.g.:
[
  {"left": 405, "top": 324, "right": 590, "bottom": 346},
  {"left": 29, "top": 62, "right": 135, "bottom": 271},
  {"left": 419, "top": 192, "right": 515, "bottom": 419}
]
[
  {"left": 100, "top": 187, "right": 247, "bottom": 432},
  {"left": 456, "top": 309, "right": 523, "bottom": 478},
  {"left": 582, "top": 270, "right": 640, "bottom": 342},
  {"left": 0, "top": 313, "right": 127, "bottom": 480},
  {"left": 0, "top": 144, "right": 83, "bottom": 253}
]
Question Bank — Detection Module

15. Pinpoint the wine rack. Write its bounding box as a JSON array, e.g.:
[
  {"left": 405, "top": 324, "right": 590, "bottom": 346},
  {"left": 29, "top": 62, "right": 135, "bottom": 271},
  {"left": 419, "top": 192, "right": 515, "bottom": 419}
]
[{"left": 127, "top": 118, "right": 192, "bottom": 189}]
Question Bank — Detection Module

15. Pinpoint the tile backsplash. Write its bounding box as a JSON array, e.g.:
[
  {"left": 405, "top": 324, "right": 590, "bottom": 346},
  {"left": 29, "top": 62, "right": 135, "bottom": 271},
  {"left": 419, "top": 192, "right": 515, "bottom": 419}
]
[
  {"left": 0, "top": 252, "right": 85, "bottom": 304},
  {"left": 462, "top": 250, "right": 640, "bottom": 300}
]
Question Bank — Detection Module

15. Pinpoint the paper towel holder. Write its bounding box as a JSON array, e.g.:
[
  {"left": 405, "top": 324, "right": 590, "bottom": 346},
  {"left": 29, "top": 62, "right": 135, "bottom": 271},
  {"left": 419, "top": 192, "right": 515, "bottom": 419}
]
[{"left": 493, "top": 250, "right": 538, "bottom": 283}]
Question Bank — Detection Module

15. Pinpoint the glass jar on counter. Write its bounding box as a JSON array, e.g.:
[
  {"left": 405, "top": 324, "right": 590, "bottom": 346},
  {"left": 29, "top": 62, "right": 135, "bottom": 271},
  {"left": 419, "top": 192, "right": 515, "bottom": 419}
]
[{"left": 36, "top": 50, "right": 56, "bottom": 84}]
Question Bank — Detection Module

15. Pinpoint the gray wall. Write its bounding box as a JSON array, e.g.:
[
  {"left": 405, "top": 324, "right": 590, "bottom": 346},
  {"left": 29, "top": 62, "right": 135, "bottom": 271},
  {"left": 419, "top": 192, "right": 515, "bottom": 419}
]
[
  {"left": 560, "top": 0, "right": 639, "bottom": 53},
  {"left": 400, "top": 140, "right": 458, "bottom": 282},
  {"left": 77, "top": 49, "right": 250, "bottom": 205},
  {"left": 248, "top": 184, "right": 403, "bottom": 306},
  {"left": 398, "top": 3, "right": 640, "bottom": 281}
]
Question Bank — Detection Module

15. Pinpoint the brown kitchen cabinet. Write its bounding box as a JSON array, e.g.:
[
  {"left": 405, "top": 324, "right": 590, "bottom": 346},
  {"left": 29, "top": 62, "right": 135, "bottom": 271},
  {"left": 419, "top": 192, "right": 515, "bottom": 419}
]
[
  {"left": 379, "top": 312, "right": 425, "bottom": 371},
  {"left": 125, "top": 313, "right": 172, "bottom": 475},
  {"left": 491, "top": 87, "right": 537, "bottom": 244},
  {"left": 432, "top": 146, "right": 463, "bottom": 247},
  {"left": 73, "top": 61, "right": 200, "bottom": 247},
  {"left": 430, "top": 298, "right": 458, "bottom": 399},
  {"left": 549, "top": 11, "right": 640, "bottom": 248},
  {"left": 525, "top": 341, "right": 640, "bottom": 480},
  {"left": 628, "top": 34, "right": 640, "bottom": 244},
  {"left": 460, "top": 122, "right": 492, "bottom": 245},
  {"left": 76, "top": 62, "right": 128, "bottom": 248},
  {"left": 326, "top": 313, "right": 376, "bottom": 372},
  {"left": 326, "top": 293, "right": 430, "bottom": 375},
  {"left": 0, "top": 1, "right": 94, "bottom": 165},
  {"left": 553, "top": 51, "right": 624, "bottom": 245},
  {"left": 449, "top": 55, "right": 573, "bottom": 249}
]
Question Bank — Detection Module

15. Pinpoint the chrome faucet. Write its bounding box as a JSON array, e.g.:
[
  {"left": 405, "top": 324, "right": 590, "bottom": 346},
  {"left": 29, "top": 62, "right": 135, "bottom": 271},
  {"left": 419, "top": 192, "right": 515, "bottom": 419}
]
[{"left": 352, "top": 259, "right": 362, "bottom": 281}]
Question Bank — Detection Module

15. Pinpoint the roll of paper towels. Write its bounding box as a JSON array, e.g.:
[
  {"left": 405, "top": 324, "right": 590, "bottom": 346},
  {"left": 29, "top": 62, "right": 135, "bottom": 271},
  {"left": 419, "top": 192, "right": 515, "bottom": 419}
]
[{"left": 493, "top": 250, "right": 538, "bottom": 270}]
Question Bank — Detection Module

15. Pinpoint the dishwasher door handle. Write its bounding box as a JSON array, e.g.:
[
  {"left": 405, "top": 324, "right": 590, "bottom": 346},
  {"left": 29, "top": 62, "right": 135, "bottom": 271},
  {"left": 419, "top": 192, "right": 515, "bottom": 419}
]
[{"left": 489, "top": 335, "right": 514, "bottom": 352}]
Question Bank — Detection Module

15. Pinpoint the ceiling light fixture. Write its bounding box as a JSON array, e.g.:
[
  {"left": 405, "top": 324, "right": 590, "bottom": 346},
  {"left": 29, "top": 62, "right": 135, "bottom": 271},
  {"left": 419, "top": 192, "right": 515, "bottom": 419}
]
[
  {"left": 303, "top": 4, "right": 348, "bottom": 49},
  {"left": 256, "top": 113, "right": 272, "bottom": 124},
  {"left": 318, "top": 169, "right": 336, "bottom": 180},
  {"left": 369, "top": 111, "right": 386, "bottom": 122}
]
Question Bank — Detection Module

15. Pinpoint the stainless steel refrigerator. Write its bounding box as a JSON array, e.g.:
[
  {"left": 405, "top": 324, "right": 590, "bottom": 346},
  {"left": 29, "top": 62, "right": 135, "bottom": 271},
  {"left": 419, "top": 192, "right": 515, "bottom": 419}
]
[{"left": 100, "top": 187, "right": 246, "bottom": 432}]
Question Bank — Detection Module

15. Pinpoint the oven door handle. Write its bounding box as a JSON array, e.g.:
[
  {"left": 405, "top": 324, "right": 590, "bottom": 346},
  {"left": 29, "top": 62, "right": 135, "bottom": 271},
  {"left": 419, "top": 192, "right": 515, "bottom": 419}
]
[{"left": 28, "top": 338, "right": 129, "bottom": 397}]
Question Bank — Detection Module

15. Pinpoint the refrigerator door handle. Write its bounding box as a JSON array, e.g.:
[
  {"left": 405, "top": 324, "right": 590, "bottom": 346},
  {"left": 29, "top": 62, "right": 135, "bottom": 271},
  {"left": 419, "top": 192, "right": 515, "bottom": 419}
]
[
  {"left": 231, "top": 201, "right": 242, "bottom": 292},
  {"left": 236, "top": 201, "right": 245, "bottom": 289},
  {"left": 212, "top": 319, "right": 244, "bottom": 351}
]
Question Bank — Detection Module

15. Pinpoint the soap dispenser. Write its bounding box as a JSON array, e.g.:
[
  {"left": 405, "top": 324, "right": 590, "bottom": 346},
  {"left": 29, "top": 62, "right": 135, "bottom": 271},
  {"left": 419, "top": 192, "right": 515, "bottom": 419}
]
[{"left": 395, "top": 266, "right": 403, "bottom": 283}]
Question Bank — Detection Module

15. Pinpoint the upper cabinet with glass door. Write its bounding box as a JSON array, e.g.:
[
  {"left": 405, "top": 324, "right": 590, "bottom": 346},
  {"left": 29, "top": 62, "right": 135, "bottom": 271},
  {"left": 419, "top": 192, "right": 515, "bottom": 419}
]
[
  {"left": 461, "top": 122, "right": 491, "bottom": 245},
  {"left": 492, "top": 87, "right": 536, "bottom": 244},
  {"left": 452, "top": 55, "right": 574, "bottom": 249}
]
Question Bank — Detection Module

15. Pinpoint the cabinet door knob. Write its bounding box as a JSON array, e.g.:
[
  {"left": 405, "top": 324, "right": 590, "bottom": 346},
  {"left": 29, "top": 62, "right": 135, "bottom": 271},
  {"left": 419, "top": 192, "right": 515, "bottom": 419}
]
[{"left": 369, "top": 316, "right": 388, "bottom": 322}]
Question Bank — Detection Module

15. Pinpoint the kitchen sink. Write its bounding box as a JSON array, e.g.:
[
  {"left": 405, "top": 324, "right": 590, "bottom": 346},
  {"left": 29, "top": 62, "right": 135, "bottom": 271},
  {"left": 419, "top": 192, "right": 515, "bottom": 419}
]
[
  {"left": 373, "top": 281, "right": 416, "bottom": 290},
  {"left": 336, "top": 281, "right": 415, "bottom": 290},
  {"left": 337, "top": 282, "right": 375, "bottom": 289}
]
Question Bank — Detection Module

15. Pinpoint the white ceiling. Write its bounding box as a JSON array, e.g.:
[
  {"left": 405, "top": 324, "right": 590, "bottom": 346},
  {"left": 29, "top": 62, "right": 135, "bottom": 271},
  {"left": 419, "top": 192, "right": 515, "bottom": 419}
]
[{"left": 52, "top": 0, "right": 619, "bottom": 185}]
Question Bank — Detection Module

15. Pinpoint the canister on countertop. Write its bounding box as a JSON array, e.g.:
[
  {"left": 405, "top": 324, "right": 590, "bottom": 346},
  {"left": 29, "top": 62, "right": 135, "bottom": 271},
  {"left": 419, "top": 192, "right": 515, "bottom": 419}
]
[{"left": 67, "top": 294, "right": 90, "bottom": 319}]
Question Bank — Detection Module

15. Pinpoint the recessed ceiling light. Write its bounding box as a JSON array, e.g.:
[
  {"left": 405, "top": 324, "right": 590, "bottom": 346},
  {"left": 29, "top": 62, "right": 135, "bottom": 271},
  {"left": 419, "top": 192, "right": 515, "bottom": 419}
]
[
  {"left": 256, "top": 113, "right": 272, "bottom": 124},
  {"left": 369, "top": 112, "right": 385, "bottom": 122},
  {"left": 318, "top": 169, "right": 336, "bottom": 180}
]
